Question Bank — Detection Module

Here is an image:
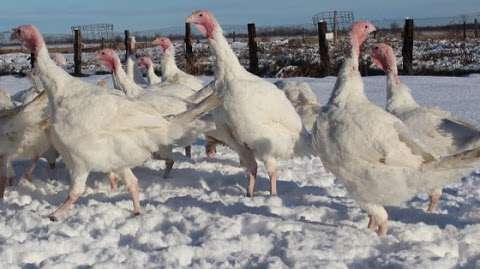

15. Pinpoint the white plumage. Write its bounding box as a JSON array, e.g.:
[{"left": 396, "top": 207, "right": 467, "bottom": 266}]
[
  {"left": 125, "top": 36, "right": 147, "bottom": 85},
  {"left": 311, "top": 21, "right": 480, "bottom": 235},
  {"left": 372, "top": 43, "right": 480, "bottom": 156},
  {"left": 97, "top": 48, "right": 214, "bottom": 171},
  {"left": 153, "top": 37, "right": 204, "bottom": 91},
  {"left": 0, "top": 90, "right": 14, "bottom": 110},
  {"left": 138, "top": 56, "right": 162, "bottom": 86},
  {"left": 96, "top": 48, "right": 207, "bottom": 125},
  {"left": 0, "top": 91, "right": 51, "bottom": 196},
  {"left": 11, "top": 25, "right": 219, "bottom": 219},
  {"left": 0, "top": 60, "right": 65, "bottom": 193},
  {"left": 372, "top": 43, "right": 480, "bottom": 212},
  {"left": 187, "top": 10, "right": 303, "bottom": 196},
  {"left": 275, "top": 80, "right": 321, "bottom": 132}
]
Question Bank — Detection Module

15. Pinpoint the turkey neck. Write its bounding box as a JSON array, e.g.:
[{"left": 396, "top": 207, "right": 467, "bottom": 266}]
[
  {"left": 385, "top": 71, "right": 419, "bottom": 115},
  {"left": 161, "top": 47, "right": 180, "bottom": 80},
  {"left": 126, "top": 56, "right": 136, "bottom": 81},
  {"left": 209, "top": 29, "right": 248, "bottom": 81},
  {"left": 147, "top": 65, "right": 158, "bottom": 82},
  {"left": 327, "top": 33, "right": 368, "bottom": 107},
  {"left": 112, "top": 57, "right": 143, "bottom": 97},
  {"left": 35, "top": 45, "right": 71, "bottom": 104}
]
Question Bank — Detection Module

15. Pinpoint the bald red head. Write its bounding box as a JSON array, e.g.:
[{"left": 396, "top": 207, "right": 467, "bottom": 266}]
[
  {"left": 371, "top": 43, "right": 398, "bottom": 75},
  {"left": 152, "top": 37, "right": 173, "bottom": 53},
  {"left": 138, "top": 56, "right": 154, "bottom": 69},
  {"left": 351, "top": 21, "right": 376, "bottom": 44},
  {"left": 186, "top": 10, "right": 217, "bottom": 39},
  {"left": 350, "top": 21, "right": 376, "bottom": 56},
  {"left": 96, "top": 49, "right": 120, "bottom": 72},
  {"left": 11, "top": 25, "right": 45, "bottom": 55}
]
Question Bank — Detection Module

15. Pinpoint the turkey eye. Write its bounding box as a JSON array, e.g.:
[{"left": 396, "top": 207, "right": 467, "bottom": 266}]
[
  {"left": 374, "top": 46, "right": 378, "bottom": 50},
  {"left": 365, "top": 25, "right": 368, "bottom": 29},
  {"left": 199, "top": 13, "right": 203, "bottom": 17}
]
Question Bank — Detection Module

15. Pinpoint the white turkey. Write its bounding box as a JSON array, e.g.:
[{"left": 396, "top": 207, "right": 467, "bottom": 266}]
[
  {"left": 275, "top": 80, "right": 321, "bottom": 132},
  {"left": 97, "top": 48, "right": 214, "bottom": 174},
  {"left": 0, "top": 91, "right": 51, "bottom": 198},
  {"left": 12, "top": 24, "right": 220, "bottom": 220},
  {"left": 153, "top": 36, "right": 223, "bottom": 158},
  {"left": 0, "top": 53, "right": 67, "bottom": 192},
  {"left": 110, "top": 47, "right": 196, "bottom": 100},
  {"left": 125, "top": 36, "right": 147, "bottom": 85},
  {"left": 371, "top": 43, "right": 480, "bottom": 212},
  {"left": 187, "top": 10, "right": 309, "bottom": 196},
  {"left": 152, "top": 37, "right": 204, "bottom": 91},
  {"left": 312, "top": 21, "right": 480, "bottom": 235},
  {"left": 0, "top": 90, "right": 16, "bottom": 187},
  {"left": 138, "top": 56, "right": 162, "bottom": 86}
]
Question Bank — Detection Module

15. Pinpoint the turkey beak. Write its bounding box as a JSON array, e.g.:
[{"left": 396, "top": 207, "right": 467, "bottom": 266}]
[
  {"left": 186, "top": 14, "right": 195, "bottom": 24},
  {"left": 94, "top": 53, "right": 106, "bottom": 66},
  {"left": 370, "top": 25, "right": 377, "bottom": 38},
  {"left": 152, "top": 38, "right": 161, "bottom": 46}
]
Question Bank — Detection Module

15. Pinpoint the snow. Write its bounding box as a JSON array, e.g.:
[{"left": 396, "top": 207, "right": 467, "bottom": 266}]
[
  {"left": 1, "top": 74, "right": 480, "bottom": 268},
  {"left": 3, "top": 36, "right": 478, "bottom": 78}
]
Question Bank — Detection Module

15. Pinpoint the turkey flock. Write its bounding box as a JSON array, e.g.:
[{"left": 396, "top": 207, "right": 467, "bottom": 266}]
[{"left": 1, "top": 10, "right": 480, "bottom": 236}]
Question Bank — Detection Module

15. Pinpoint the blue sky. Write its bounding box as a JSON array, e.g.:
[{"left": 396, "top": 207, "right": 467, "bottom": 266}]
[{"left": 0, "top": 0, "right": 478, "bottom": 33}]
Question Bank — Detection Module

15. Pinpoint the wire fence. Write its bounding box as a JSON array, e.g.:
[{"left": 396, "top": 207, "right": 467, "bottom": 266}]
[
  {"left": 1, "top": 12, "right": 479, "bottom": 46},
  {"left": 0, "top": 11, "right": 479, "bottom": 77}
]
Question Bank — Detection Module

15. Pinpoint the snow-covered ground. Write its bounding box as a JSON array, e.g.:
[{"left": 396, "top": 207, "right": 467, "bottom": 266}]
[
  {"left": 2, "top": 35, "right": 480, "bottom": 77},
  {"left": 1, "top": 74, "right": 480, "bottom": 268}
]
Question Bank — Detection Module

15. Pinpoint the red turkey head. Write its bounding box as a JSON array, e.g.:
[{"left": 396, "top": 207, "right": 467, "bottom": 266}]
[
  {"left": 186, "top": 10, "right": 217, "bottom": 39},
  {"left": 11, "top": 25, "right": 45, "bottom": 55},
  {"left": 351, "top": 21, "right": 376, "bottom": 45},
  {"left": 371, "top": 43, "right": 397, "bottom": 74},
  {"left": 152, "top": 37, "right": 173, "bottom": 53},
  {"left": 96, "top": 49, "right": 120, "bottom": 72},
  {"left": 138, "top": 56, "right": 153, "bottom": 69}
]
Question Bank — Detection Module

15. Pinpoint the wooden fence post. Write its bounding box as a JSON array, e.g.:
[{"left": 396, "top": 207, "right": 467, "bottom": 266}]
[
  {"left": 73, "top": 29, "right": 82, "bottom": 76},
  {"left": 101, "top": 37, "right": 105, "bottom": 50},
  {"left": 30, "top": 53, "right": 35, "bottom": 69},
  {"left": 317, "top": 21, "right": 331, "bottom": 77},
  {"left": 475, "top": 19, "right": 479, "bottom": 38},
  {"left": 333, "top": 10, "right": 338, "bottom": 45},
  {"left": 247, "top": 23, "right": 259, "bottom": 75},
  {"left": 124, "top": 30, "right": 130, "bottom": 62},
  {"left": 463, "top": 21, "right": 467, "bottom": 41},
  {"left": 185, "top": 22, "right": 195, "bottom": 74},
  {"left": 232, "top": 31, "right": 236, "bottom": 42},
  {"left": 402, "top": 18, "right": 414, "bottom": 75}
]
